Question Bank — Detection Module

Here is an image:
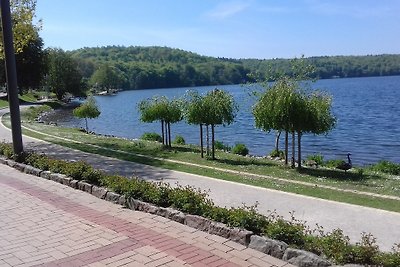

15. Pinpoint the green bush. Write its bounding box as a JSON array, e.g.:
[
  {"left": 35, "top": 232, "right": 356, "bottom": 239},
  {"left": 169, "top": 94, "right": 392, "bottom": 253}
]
[
  {"left": 141, "top": 132, "right": 162, "bottom": 142},
  {"left": 231, "top": 143, "right": 249, "bottom": 156},
  {"left": 169, "top": 185, "right": 213, "bottom": 215},
  {"left": 22, "top": 105, "right": 51, "bottom": 121},
  {"left": 324, "top": 159, "right": 345, "bottom": 168},
  {"left": 0, "top": 142, "right": 13, "bottom": 159},
  {"left": 306, "top": 153, "right": 324, "bottom": 166},
  {"left": 226, "top": 205, "right": 269, "bottom": 235},
  {"left": 172, "top": 135, "right": 185, "bottom": 145},
  {"left": 214, "top": 141, "right": 231, "bottom": 151},
  {"left": 369, "top": 160, "right": 400, "bottom": 175},
  {"left": 269, "top": 149, "right": 285, "bottom": 159},
  {"left": 265, "top": 216, "right": 307, "bottom": 247}
]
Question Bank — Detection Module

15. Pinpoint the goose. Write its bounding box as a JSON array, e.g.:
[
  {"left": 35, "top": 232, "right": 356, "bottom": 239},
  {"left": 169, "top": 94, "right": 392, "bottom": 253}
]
[{"left": 336, "top": 153, "right": 352, "bottom": 172}]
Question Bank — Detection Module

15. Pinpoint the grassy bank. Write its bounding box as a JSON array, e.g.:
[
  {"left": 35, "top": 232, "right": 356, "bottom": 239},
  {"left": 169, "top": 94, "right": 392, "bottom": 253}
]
[{"left": 2, "top": 110, "right": 400, "bottom": 213}]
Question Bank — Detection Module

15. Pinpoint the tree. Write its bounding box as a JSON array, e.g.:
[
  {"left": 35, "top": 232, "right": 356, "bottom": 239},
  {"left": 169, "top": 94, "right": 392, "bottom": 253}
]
[
  {"left": 185, "top": 90, "right": 207, "bottom": 157},
  {"left": 138, "top": 96, "right": 183, "bottom": 147},
  {"left": 185, "top": 89, "right": 237, "bottom": 159},
  {"left": 89, "top": 63, "right": 125, "bottom": 92},
  {"left": 0, "top": 0, "right": 41, "bottom": 57},
  {"left": 73, "top": 96, "right": 101, "bottom": 133},
  {"left": 46, "top": 48, "right": 86, "bottom": 100},
  {"left": 253, "top": 56, "right": 336, "bottom": 169}
]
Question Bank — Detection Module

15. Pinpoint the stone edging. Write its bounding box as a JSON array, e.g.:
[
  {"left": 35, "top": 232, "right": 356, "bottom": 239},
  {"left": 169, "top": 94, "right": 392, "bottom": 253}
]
[{"left": 0, "top": 156, "right": 337, "bottom": 267}]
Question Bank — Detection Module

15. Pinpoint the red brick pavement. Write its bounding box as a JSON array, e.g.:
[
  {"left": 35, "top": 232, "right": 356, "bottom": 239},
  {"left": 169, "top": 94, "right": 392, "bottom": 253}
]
[{"left": 0, "top": 164, "right": 293, "bottom": 266}]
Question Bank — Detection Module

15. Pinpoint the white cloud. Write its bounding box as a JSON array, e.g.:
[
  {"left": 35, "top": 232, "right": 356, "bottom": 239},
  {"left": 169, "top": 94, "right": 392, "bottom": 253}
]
[{"left": 206, "top": 1, "right": 250, "bottom": 20}]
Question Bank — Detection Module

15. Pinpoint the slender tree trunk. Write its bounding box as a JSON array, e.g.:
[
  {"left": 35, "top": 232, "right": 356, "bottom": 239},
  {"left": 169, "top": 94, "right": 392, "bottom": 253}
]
[
  {"left": 161, "top": 120, "right": 165, "bottom": 145},
  {"left": 200, "top": 124, "right": 204, "bottom": 158},
  {"left": 85, "top": 118, "right": 88, "bottom": 133},
  {"left": 275, "top": 131, "right": 281, "bottom": 152},
  {"left": 291, "top": 131, "right": 295, "bottom": 168},
  {"left": 297, "top": 131, "right": 302, "bottom": 170},
  {"left": 285, "top": 131, "right": 289, "bottom": 165},
  {"left": 168, "top": 122, "right": 171, "bottom": 148},
  {"left": 211, "top": 124, "right": 215, "bottom": 160},
  {"left": 206, "top": 125, "right": 209, "bottom": 156}
]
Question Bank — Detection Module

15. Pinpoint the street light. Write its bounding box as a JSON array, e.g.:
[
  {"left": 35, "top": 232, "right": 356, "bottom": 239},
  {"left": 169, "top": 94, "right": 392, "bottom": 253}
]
[{"left": 0, "top": 0, "right": 24, "bottom": 156}]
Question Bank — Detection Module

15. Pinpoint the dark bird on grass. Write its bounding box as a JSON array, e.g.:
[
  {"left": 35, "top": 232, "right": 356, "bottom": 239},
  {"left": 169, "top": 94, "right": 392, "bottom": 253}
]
[{"left": 336, "top": 153, "right": 352, "bottom": 172}]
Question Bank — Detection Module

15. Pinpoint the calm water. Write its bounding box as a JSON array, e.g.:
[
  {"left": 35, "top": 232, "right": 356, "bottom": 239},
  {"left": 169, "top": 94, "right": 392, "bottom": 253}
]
[{"left": 46, "top": 76, "right": 400, "bottom": 166}]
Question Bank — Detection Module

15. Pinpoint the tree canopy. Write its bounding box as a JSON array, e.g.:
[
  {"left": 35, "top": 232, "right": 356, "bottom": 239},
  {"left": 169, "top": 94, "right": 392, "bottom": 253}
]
[
  {"left": 73, "top": 96, "right": 101, "bottom": 133},
  {"left": 67, "top": 46, "right": 400, "bottom": 92},
  {"left": 253, "top": 57, "right": 336, "bottom": 169},
  {"left": 185, "top": 89, "right": 237, "bottom": 159},
  {"left": 46, "top": 48, "right": 86, "bottom": 100},
  {"left": 138, "top": 96, "right": 183, "bottom": 147},
  {"left": 0, "top": 0, "right": 41, "bottom": 56}
]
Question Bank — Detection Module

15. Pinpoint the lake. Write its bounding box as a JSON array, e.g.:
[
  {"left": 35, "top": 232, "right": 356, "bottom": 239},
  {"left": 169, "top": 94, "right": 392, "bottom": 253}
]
[{"left": 46, "top": 76, "right": 400, "bottom": 166}]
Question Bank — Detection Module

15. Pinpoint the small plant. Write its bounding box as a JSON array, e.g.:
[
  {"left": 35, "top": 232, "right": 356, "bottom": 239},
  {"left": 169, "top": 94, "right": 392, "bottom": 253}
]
[
  {"left": 369, "top": 160, "right": 400, "bottom": 175},
  {"left": 172, "top": 135, "right": 185, "bottom": 145},
  {"left": 324, "top": 159, "right": 345, "bottom": 168},
  {"left": 140, "top": 132, "right": 162, "bottom": 142},
  {"left": 306, "top": 153, "right": 324, "bottom": 166},
  {"left": 231, "top": 143, "right": 249, "bottom": 156},
  {"left": 269, "top": 149, "right": 285, "bottom": 159},
  {"left": 214, "top": 140, "right": 231, "bottom": 151}
]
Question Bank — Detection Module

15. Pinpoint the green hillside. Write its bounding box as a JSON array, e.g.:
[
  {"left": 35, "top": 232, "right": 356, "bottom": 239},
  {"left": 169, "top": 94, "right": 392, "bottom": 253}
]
[{"left": 69, "top": 46, "right": 400, "bottom": 90}]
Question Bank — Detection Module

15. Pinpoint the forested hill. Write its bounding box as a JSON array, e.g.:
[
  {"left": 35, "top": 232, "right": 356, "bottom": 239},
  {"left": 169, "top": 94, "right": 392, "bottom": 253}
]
[{"left": 70, "top": 46, "right": 400, "bottom": 90}]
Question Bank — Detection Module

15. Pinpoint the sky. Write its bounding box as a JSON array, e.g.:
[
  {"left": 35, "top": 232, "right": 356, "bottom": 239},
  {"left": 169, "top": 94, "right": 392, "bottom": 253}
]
[{"left": 35, "top": 0, "right": 400, "bottom": 59}]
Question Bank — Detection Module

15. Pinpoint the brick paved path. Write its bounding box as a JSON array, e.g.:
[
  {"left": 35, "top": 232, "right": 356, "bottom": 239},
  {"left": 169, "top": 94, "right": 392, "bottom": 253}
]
[{"left": 0, "top": 164, "right": 293, "bottom": 267}]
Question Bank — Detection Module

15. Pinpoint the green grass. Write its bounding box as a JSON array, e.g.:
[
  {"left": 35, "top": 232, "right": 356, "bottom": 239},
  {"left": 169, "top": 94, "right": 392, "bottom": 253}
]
[
  {"left": 0, "top": 99, "right": 8, "bottom": 108},
  {"left": 3, "top": 112, "right": 400, "bottom": 213}
]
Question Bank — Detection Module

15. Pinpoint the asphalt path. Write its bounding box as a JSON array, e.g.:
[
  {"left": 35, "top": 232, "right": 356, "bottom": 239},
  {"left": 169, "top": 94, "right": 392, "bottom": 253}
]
[{"left": 1, "top": 107, "right": 399, "bottom": 251}]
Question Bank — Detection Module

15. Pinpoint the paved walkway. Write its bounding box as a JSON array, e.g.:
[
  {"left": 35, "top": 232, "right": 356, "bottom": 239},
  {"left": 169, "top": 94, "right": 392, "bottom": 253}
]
[
  {"left": 1, "top": 108, "right": 400, "bottom": 252},
  {"left": 1, "top": 164, "right": 293, "bottom": 267}
]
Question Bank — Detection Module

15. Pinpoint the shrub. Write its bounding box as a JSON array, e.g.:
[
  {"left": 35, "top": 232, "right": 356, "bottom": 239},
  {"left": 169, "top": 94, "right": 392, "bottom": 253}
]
[
  {"left": 369, "top": 160, "right": 400, "bottom": 175},
  {"left": 141, "top": 132, "right": 162, "bottom": 142},
  {"left": 324, "top": 159, "right": 345, "bottom": 168},
  {"left": 172, "top": 135, "right": 185, "bottom": 145},
  {"left": 225, "top": 205, "right": 269, "bottom": 235},
  {"left": 169, "top": 185, "right": 213, "bottom": 215},
  {"left": 266, "top": 218, "right": 307, "bottom": 247},
  {"left": 231, "top": 143, "right": 249, "bottom": 156},
  {"left": 214, "top": 141, "right": 231, "bottom": 151},
  {"left": 306, "top": 153, "right": 324, "bottom": 166},
  {"left": 269, "top": 149, "right": 285, "bottom": 159},
  {"left": 0, "top": 142, "right": 13, "bottom": 159}
]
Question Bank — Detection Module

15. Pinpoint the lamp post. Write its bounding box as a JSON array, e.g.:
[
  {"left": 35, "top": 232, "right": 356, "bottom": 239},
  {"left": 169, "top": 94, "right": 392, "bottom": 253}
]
[{"left": 1, "top": 0, "right": 24, "bottom": 155}]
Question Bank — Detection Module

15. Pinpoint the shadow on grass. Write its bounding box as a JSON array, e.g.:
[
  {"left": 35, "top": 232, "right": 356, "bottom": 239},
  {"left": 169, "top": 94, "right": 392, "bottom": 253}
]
[
  {"left": 298, "top": 167, "right": 381, "bottom": 181},
  {"left": 214, "top": 157, "right": 277, "bottom": 167}
]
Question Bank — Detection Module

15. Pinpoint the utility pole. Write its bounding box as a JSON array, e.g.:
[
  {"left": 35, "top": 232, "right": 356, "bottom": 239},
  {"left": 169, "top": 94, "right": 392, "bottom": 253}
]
[{"left": 0, "top": 0, "right": 24, "bottom": 155}]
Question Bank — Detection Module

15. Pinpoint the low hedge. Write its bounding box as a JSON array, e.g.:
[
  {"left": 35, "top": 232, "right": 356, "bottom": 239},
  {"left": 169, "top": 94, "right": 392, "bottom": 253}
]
[{"left": 1, "top": 142, "right": 399, "bottom": 266}]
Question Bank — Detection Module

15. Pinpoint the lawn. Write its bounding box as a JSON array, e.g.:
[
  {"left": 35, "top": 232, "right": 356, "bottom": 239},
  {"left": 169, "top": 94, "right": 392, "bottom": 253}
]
[{"left": 3, "top": 110, "right": 399, "bottom": 213}]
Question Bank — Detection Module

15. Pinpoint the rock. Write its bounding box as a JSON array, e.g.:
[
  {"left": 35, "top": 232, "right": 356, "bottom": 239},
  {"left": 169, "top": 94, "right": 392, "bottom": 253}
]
[
  {"left": 0, "top": 156, "right": 7, "bottom": 164},
  {"left": 69, "top": 180, "right": 79, "bottom": 189},
  {"left": 156, "top": 207, "right": 185, "bottom": 224},
  {"left": 91, "top": 185, "right": 108, "bottom": 199},
  {"left": 118, "top": 195, "right": 126, "bottom": 206},
  {"left": 209, "top": 221, "right": 231, "bottom": 239},
  {"left": 6, "top": 160, "right": 16, "bottom": 168},
  {"left": 40, "top": 171, "right": 52, "bottom": 180},
  {"left": 50, "top": 173, "right": 69, "bottom": 184},
  {"left": 13, "top": 162, "right": 27, "bottom": 172},
  {"left": 184, "top": 215, "right": 212, "bottom": 231},
  {"left": 228, "top": 228, "right": 253, "bottom": 246},
  {"left": 283, "top": 248, "right": 331, "bottom": 267},
  {"left": 105, "top": 191, "right": 121, "bottom": 203},
  {"left": 249, "top": 236, "right": 288, "bottom": 259},
  {"left": 77, "top": 181, "right": 93, "bottom": 193},
  {"left": 23, "top": 165, "right": 42, "bottom": 176}
]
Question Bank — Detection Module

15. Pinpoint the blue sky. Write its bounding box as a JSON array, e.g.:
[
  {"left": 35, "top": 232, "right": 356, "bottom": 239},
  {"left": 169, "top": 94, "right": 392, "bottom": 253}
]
[{"left": 35, "top": 0, "right": 400, "bottom": 59}]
